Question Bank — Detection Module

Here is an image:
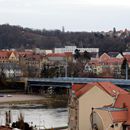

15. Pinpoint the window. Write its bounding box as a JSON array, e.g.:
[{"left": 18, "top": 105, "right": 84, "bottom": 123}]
[{"left": 115, "top": 123, "right": 118, "bottom": 127}]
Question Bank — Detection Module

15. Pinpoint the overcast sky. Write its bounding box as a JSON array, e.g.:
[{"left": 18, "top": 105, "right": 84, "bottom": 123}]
[{"left": 0, "top": 0, "right": 130, "bottom": 32}]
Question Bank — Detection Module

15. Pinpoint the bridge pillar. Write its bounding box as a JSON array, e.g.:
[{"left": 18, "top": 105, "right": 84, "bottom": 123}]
[
  {"left": 24, "top": 78, "right": 28, "bottom": 93},
  {"left": 26, "top": 84, "right": 32, "bottom": 94}
]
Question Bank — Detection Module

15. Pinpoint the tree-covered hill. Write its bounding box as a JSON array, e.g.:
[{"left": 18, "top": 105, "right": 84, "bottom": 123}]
[{"left": 0, "top": 24, "right": 128, "bottom": 52}]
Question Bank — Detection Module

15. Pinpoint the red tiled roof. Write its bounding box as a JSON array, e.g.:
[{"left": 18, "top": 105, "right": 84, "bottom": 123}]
[
  {"left": 72, "top": 84, "right": 86, "bottom": 92},
  {"left": 0, "top": 126, "right": 12, "bottom": 130},
  {"left": 111, "top": 110, "right": 128, "bottom": 123},
  {"left": 18, "top": 51, "right": 33, "bottom": 57},
  {"left": 124, "top": 55, "right": 130, "bottom": 63},
  {"left": 88, "top": 57, "right": 123, "bottom": 65},
  {"left": 106, "top": 58, "right": 123, "bottom": 63},
  {"left": 73, "top": 82, "right": 128, "bottom": 98},
  {"left": 0, "top": 51, "right": 10, "bottom": 57},
  {"left": 114, "top": 94, "right": 130, "bottom": 108},
  {"left": 114, "top": 94, "right": 130, "bottom": 125},
  {"left": 0, "top": 51, "right": 19, "bottom": 58},
  {"left": 64, "top": 52, "right": 73, "bottom": 56},
  {"left": 97, "top": 82, "right": 128, "bottom": 97},
  {"left": 47, "top": 53, "right": 66, "bottom": 57},
  {"left": 18, "top": 51, "right": 43, "bottom": 60},
  {"left": 47, "top": 52, "right": 72, "bottom": 57},
  {"left": 100, "top": 53, "right": 110, "bottom": 60},
  {"left": 75, "top": 82, "right": 99, "bottom": 97}
]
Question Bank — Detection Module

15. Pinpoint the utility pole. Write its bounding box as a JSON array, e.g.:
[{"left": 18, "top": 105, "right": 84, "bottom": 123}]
[
  {"left": 65, "top": 58, "right": 68, "bottom": 77},
  {"left": 126, "top": 61, "right": 128, "bottom": 80}
]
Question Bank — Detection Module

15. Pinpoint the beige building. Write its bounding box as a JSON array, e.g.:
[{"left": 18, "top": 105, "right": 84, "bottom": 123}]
[
  {"left": 68, "top": 82, "right": 128, "bottom": 130},
  {"left": 85, "top": 53, "right": 123, "bottom": 78},
  {"left": 8, "top": 51, "right": 19, "bottom": 62},
  {"left": 91, "top": 107, "right": 127, "bottom": 130},
  {"left": 91, "top": 93, "right": 130, "bottom": 130}
]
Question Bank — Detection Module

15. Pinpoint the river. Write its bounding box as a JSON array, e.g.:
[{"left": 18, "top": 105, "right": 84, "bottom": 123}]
[{"left": 0, "top": 105, "right": 68, "bottom": 129}]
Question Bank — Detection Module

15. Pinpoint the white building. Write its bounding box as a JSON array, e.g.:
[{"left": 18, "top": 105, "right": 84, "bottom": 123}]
[
  {"left": 54, "top": 46, "right": 99, "bottom": 54},
  {"left": 34, "top": 48, "right": 53, "bottom": 54}
]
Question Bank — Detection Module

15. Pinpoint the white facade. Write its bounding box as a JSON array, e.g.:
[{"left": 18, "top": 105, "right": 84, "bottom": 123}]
[
  {"left": 44, "top": 50, "right": 53, "bottom": 54},
  {"left": 54, "top": 46, "right": 99, "bottom": 54},
  {"left": 34, "top": 48, "right": 53, "bottom": 54}
]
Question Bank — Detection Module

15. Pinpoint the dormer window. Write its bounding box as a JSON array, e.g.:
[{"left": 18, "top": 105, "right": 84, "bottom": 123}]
[{"left": 112, "top": 90, "right": 116, "bottom": 94}]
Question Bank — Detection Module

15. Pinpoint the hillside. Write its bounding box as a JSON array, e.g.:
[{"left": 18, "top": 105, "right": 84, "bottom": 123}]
[{"left": 0, "top": 24, "right": 129, "bottom": 52}]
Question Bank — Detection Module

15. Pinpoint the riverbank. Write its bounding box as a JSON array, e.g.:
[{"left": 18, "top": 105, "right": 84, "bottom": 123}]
[
  {"left": 40, "top": 126, "right": 68, "bottom": 130},
  {"left": 0, "top": 94, "right": 68, "bottom": 108}
]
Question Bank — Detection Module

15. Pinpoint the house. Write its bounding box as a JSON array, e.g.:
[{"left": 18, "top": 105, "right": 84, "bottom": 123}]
[
  {"left": 0, "top": 51, "right": 19, "bottom": 63},
  {"left": 85, "top": 59, "right": 102, "bottom": 75},
  {"left": 107, "top": 52, "right": 123, "bottom": 59},
  {"left": 85, "top": 53, "right": 123, "bottom": 78},
  {"left": 18, "top": 52, "right": 44, "bottom": 77},
  {"left": 8, "top": 51, "right": 19, "bottom": 63},
  {"left": 91, "top": 93, "right": 130, "bottom": 130},
  {"left": 47, "top": 52, "right": 73, "bottom": 64},
  {"left": 68, "top": 82, "right": 128, "bottom": 130},
  {"left": 100, "top": 53, "right": 111, "bottom": 60},
  {"left": 91, "top": 107, "right": 128, "bottom": 130},
  {"left": 0, "top": 63, "right": 23, "bottom": 78}
]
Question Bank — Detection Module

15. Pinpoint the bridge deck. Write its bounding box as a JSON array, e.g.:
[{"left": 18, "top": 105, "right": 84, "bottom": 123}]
[{"left": 27, "top": 77, "right": 130, "bottom": 87}]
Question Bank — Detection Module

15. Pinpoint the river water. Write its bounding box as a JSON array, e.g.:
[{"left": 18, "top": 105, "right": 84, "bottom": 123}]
[{"left": 0, "top": 106, "right": 68, "bottom": 129}]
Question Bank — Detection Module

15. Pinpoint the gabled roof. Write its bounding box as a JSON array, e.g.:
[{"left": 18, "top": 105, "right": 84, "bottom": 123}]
[
  {"left": 72, "top": 82, "right": 128, "bottom": 98},
  {"left": 0, "top": 51, "right": 18, "bottom": 59},
  {"left": 75, "top": 82, "right": 98, "bottom": 97},
  {"left": 107, "top": 52, "right": 121, "bottom": 57},
  {"left": 99, "top": 53, "right": 110, "bottom": 60},
  {"left": 114, "top": 94, "right": 130, "bottom": 108},
  {"left": 97, "top": 82, "right": 128, "bottom": 97},
  {"left": 113, "top": 93, "right": 130, "bottom": 125},
  {"left": 72, "top": 84, "right": 86, "bottom": 92}
]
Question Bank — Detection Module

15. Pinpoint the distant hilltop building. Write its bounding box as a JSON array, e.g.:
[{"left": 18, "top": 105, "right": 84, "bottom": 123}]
[
  {"left": 101, "top": 28, "right": 130, "bottom": 38},
  {"left": 54, "top": 46, "right": 99, "bottom": 55},
  {"left": 62, "top": 26, "right": 65, "bottom": 33}
]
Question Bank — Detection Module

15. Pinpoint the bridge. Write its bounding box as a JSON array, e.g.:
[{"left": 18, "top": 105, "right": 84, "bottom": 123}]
[{"left": 26, "top": 77, "right": 130, "bottom": 94}]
